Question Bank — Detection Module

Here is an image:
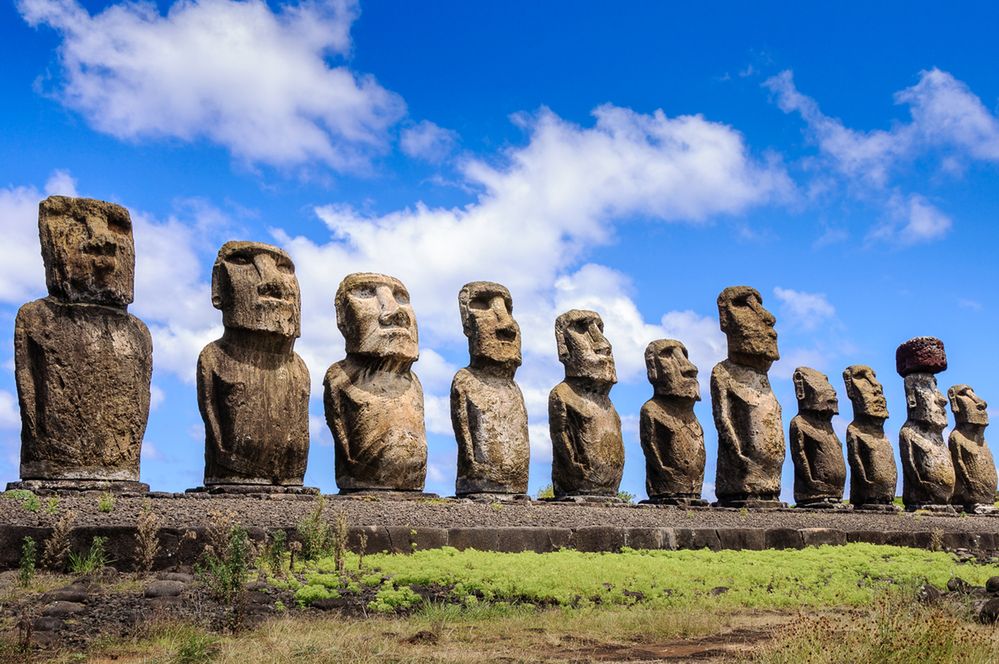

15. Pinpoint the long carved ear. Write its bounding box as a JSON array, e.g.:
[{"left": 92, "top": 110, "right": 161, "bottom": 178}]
[
  {"left": 948, "top": 385, "right": 960, "bottom": 412},
  {"left": 210, "top": 261, "right": 225, "bottom": 310},
  {"left": 793, "top": 369, "right": 806, "bottom": 400},
  {"left": 842, "top": 368, "right": 856, "bottom": 400}
]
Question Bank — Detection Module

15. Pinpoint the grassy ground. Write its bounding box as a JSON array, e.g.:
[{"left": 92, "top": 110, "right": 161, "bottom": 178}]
[{"left": 6, "top": 544, "right": 999, "bottom": 663}]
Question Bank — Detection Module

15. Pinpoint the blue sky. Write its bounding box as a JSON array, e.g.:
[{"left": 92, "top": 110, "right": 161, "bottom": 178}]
[{"left": 2, "top": 0, "right": 999, "bottom": 499}]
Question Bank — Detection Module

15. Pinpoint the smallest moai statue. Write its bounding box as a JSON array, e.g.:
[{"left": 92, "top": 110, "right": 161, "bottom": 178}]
[
  {"left": 948, "top": 384, "right": 998, "bottom": 514},
  {"left": 639, "top": 340, "right": 707, "bottom": 506},
  {"left": 897, "top": 337, "right": 955, "bottom": 512},
  {"left": 842, "top": 365, "right": 898, "bottom": 511},
  {"left": 789, "top": 367, "right": 846, "bottom": 508}
]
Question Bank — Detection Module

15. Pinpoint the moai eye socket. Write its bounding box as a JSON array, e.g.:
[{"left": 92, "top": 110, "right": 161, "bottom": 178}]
[
  {"left": 276, "top": 258, "right": 295, "bottom": 275},
  {"left": 351, "top": 286, "right": 375, "bottom": 299},
  {"left": 227, "top": 253, "right": 252, "bottom": 266},
  {"left": 571, "top": 320, "right": 589, "bottom": 334},
  {"left": 394, "top": 289, "right": 410, "bottom": 305},
  {"left": 469, "top": 296, "right": 490, "bottom": 310},
  {"left": 107, "top": 211, "right": 132, "bottom": 232}
]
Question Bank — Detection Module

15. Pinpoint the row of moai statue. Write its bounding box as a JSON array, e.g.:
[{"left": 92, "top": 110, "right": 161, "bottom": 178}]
[{"left": 9, "top": 197, "right": 998, "bottom": 513}]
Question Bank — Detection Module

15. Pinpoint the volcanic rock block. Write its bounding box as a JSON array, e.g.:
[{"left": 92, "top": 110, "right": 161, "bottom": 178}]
[
  {"left": 325, "top": 273, "right": 428, "bottom": 493},
  {"left": 639, "top": 339, "right": 707, "bottom": 506},
  {"left": 789, "top": 367, "right": 846, "bottom": 507},
  {"left": 711, "top": 286, "right": 785, "bottom": 507},
  {"left": 12, "top": 196, "right": 151, "bottom": 492},
  {"left": 948, "top": 384, "right": 998, "bottom": 513},
  {"left": 451, "top": 282, "right": 530, "bottom": 498},
  {"left": 195, "top": 242, "right": 311, "bottom": 492},
  {"left": 842, "top": 365, "right": 898, "bottom": 510},
  {"left": 549, "top": 310, "right": 624, "bottom": 498}
]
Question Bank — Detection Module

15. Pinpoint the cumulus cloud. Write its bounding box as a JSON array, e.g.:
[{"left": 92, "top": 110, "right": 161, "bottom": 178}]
[
  {"left": 773, "top": 287, "right": 835, "bottom": 331},
  {"left": 400, "top": 120, "right": 458, "bottom": 163},
  {"left": 0, "top": 390, "right": 19, "bottom": 430},
  {"left": 18, "top": 0, "right": 405, "bottom": 170},
  {"left": 869, "top": 193, "right": 952, "bottom": 246}
]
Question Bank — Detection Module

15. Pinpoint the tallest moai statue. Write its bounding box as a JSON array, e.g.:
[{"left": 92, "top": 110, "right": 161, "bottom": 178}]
[
  {"left": 11, "top": 196, "right": 152, "bottom": 493},
  {"left": 711, "top": 286, "right": 785, "bottom": 507}
]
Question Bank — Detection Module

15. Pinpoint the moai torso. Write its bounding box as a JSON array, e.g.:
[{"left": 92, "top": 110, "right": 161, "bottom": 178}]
[
  {"left": 947, "top": 384, "right": 997, "bottom": 508},
  {"left": 324, "top": 273, "right": 428, "bottom": 493},
  {"left": 15, "top": 196, "right": 151, "bottom": 483},
  {"left": 640, "top": 339, "right": 705, "bottom": 500},
  {"left": 16, "top": 299, "right": 151, "bottom": 481},
  {"left": 843, "top": 365, "right": 896, "bottom": 506},
  {"left": 549, "top": 309, "right": 623, "bottom": 498},
  {"left": 197, "top": 242, "right": 310, "bottom": 488},
  {"left": 789, "top": 367, "right": 845, "bottom": 505},
  {"left": 451, "top": 282, "right": 530, "bottom": 496}
]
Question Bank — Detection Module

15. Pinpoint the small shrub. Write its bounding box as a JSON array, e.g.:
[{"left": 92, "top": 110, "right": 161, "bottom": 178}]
[
  {"left": 44, "top": 496, "right": 58, "bottom": 515},
  {"left": 617, "top": 491, "right": 636, "bottom": 503},
  {"left": 19, "top": 537, "right": 36, "bottom": 587},
  {"left": 7, "top": 490, "right": 41, "bottom": 513},
  {"left": 536, "top": 484, "right": 555, "bottom": 500},
  {"left": 273, "top": 600, "right": 287, "bottom": 613},
  {"left": 297, "top": 496, "right": 334, "bottom": 561},
  {"left": 42, "top": 510, "right": 76, "bottom": 571},
  {"left": 332, "top": 509, "right": 348, "bottom": 575},
  {"left": 69, "top": 536, "right": 108, "bottom": 575},
  {"left": 357, "top": 532, "right": 368, "bottom": 571},
  {"left": 294, "top": 583, "right": 340, "bottom": 607},
  {"left": 263, "top": 529, "right": 287, "bottom": 575},
  {"left": 196, "top": 523, "right": 254, "bottom": 603},
  {"left": 368, "top": 583, "right": 421, "bottom": 614},
  {"left": 97, "top": 492, "right": 115, "bottom": 513},
  {"left": 135, "top": 500, "right": 161, "bottom": 573}
]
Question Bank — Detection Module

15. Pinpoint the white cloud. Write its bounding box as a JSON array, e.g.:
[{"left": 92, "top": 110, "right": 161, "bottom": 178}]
[
  {"left": 149, "top": 384, "right": 166, "bottom": 411},
  {"left": 0, "top": 390, "right": 20, "bottom": 429},
  {"left": 19, "top": 0, "right": 405, "bottom": 170},
  {"left": 400, "top": 120, "right": 458, "bottom": 163},
  {"left": 773, "top": 287, "right": 835, "bottom": 331},
  {"left": 869, "top": 193, "right": 953, "bottom": 246}
]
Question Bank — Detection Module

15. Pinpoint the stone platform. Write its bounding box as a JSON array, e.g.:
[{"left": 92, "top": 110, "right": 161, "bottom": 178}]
[{"left": 0, "top": 494, "right": 996, "bottom": 571}]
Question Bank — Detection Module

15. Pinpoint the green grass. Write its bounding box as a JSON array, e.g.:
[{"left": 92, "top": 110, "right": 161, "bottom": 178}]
[{"left": 292, "top": 544, "right": 999, "bottom": 610}]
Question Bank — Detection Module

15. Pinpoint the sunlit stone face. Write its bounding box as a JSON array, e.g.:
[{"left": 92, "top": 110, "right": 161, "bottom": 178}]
[
  {"left": 39, "top": 196, "right": 135, "bottom": 307},
  {"left": 556, "top": 309, "right": 616, "bottom": 384},
  {"left": 212, "top": 241, "right": 301, "bottom": 339},
  {"left": 843, "top": 365, "right": 889, "bottom": 420},
  {"left": 645, "top": 339, "right": 699, "bottom": 400},
  {"left": 905, "top": 373, "right": 949, "bottom": 430},
  {"left": 949, "top": 384, "right": 989, "bottom": 427},
  {"left": 459, "top": 281, "right": 521, "bottom": 367},
  {"left": 336, "top": 273, "right": 418, "bottom": 362},
  {"left": 717, "top": 286, "right": 779, "bottom": 363},
  {"left": 794, "top": 367, "right": 839, "bottom": 415}
]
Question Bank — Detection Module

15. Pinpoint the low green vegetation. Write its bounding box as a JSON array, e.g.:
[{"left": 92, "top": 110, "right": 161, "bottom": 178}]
[
  {"left": 18, "top": 536, "right": 36, "bottom": 587},
  {"left": 97, "top": 491, "right": 116, "bottom": 513},
  {"left": 68, "top": 536, "right": 108, "bottom": 575},
  {"left": 3, "top": 489, "right": 41, "bottom": 513}
]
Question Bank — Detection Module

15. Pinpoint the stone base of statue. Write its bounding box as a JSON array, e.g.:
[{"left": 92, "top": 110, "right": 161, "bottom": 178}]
[
  {"left": 904, "top": 503, "right": 957, "bottom": 514},
  {"left": 187, "top": 484, "right": 319, "bottom": 496},
  {"left": 713, "top": 498, "right": 787, "bottom": 509},
  {"left": 852, "top": 502, "right": 901, "bottom": 513},
  {"left": 336, "top": 489, "right": 439, "bottom": 501},
  {"left": 958, "top": 503, "right": 999, "bottom": 515},
  {"left": 7, "top": 479, "right": 149, "bottom": 495},
  {"left": 459, "top": 492, "right": 531, "bottom": 503},
  {"left": 641, "top": 496, "right": 709, "bottom": 507},
  {"left": 795, "top": 498, "right": 847, "bottom": 510},
  {"left": 546, "top": 495, "right": 625, "bottom": 505}
]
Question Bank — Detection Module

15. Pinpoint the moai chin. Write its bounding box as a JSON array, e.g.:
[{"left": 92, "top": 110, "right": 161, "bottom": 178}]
[
  {"left": 11, "top": 196, "right": 152, "bottom": 493},
  {"left": 639, "top": 340, "right": 706, "bottom": 506},
  {"left": 842, "top": 365, "right": 898, "bottom": 511},
  {"left": 896, "top": 337, "right": 955, "bottom": 512},
  {"left": 710, "top": 286, "right": 785, "bottom": 507},
  {"left": 324, "top": 273, "right": 429, "bottom": 494},
  {"left": 789, "top": 367, "right": 846, "bottom": 508},
  {"left": 948, "top": 384, "right": 997, "bottom": 514},
  {"left": 548, "top": 309, "right": 624, "bottom": 501},
  {"left": 194, "top": 241, "right": 313, "bottom": 494},
  {"left": 451, "top": 282, "right": 530, "bottom": 500}
]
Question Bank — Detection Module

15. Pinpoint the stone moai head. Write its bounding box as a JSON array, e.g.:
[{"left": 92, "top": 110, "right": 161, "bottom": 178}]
[
  {"left": 842, "top": 365, "right": 889, "bottom": 420},
  {"left": 717, "top": 286, "right": 779, "bottom": 367},
  {"left": 793, "top": 367, "right": 839, "bottom": 417},
  {"left": 644, "top": 339, "right": 699, "bottom": 400},
  {"left": 458, "top": 281, "right": 521, "bottom": 368},
  {"left": 555, "top": 309, "right": 616, "bottom": 384},
  {"left": 336, "top": 272, "right": 418, "bottom": 362},
  {"left": 949, "top": 384, "right": 989, "bottom": 427},
  {"left": 211, "top": 241, "right": 301, "bottom": 339},
  {"left": 39, "top": 196, "right": 135, "bottom": 307},
  {"left": 904, "top": 373, "right": 949, "bottom": 430}
]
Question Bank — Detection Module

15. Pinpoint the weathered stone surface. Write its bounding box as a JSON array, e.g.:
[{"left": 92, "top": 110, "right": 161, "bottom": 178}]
[
  {"left": 896, "top": 336, "right": 947, "bottom": 376},
  {"left": 198, "top": 242, "right": 310, "bottom": 489},
  {"left": 897, "top": 341, "right": 955, "bottom": 510},
  {"left": 789, "top": 367, "right": 846, "bottom": 506},
  {"left": 842, "top": 365, "right": 897, "bottom": 509},
  {"left": 711, "top": 287, "right": 784, "bottom": 505},
  {"left": 14, "top": 196, "right": 151, "bottom": 487},
  {"left": 640, "top": 339, "right": 706, "bottom": 503},
  {"left": 143, "top": 579, "right": 186, "bottom": 598},
  {"left": 325, "top": 273, "right": 427, "bottom": 492},
  {"left": 948, "top": 384, "right": 998, "bottom": 511},
  {"left": 42, "top": 601, "right": 85, "bottom": 616},
  {"left": 549, "top": 310, "right": 623, "bottom": 498},
  {"left": 451, "top": 282, "right": 529, "bottom": 496}
]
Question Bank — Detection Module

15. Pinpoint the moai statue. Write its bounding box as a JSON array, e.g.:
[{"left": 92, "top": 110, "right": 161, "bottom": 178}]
[
  {"left": 11, "top": 196, "right": 151, "bottom": 493},
  {"left": 324, "top": 273, "right": 428, "bottom": 494},
  {"left": 194, "top": 242, "right": 312, "bottom": 494},
  {"left": 948, "top": 384, "right": 997, "bottom": 514},
  {"left": 639, "top": 340, "right": 706, "bottom": 506},
  {"left": 789, "top": 367, "right": 846, "bottom": 508},
  {"left": 897, "top": 337, "right": 955, "bottom": 512},
  {"left": 842, "top": 365, "right": 898, "bottom": 511},
  {"left": 711, "top": 286, "right": 785, "bottom": 507},
  {"left": 451, "top": 282, "right": 530, "bottom": 500},
  {"left": 549, "top": 310, "right": 624, "bottom": 501}
]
